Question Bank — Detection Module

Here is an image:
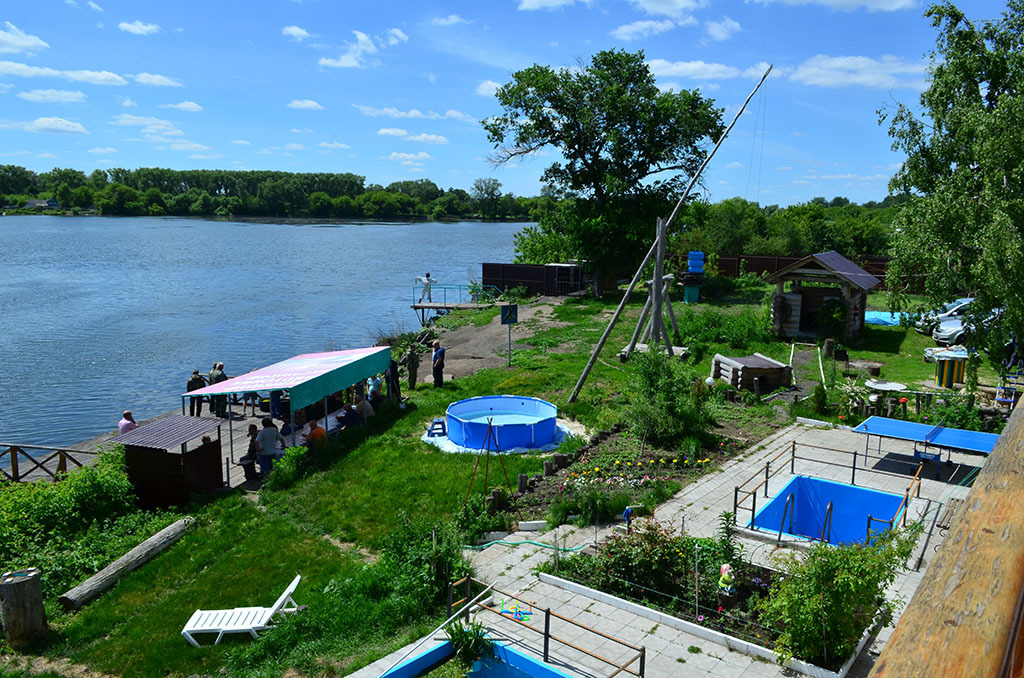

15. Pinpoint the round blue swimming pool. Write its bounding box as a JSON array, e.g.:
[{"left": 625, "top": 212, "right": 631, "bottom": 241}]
[{"left": 446, "top": 396, "right": 558, "bottom": 451}]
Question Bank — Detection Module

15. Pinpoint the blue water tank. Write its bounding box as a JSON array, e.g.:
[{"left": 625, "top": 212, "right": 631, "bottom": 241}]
[{"left": 687, "top": 251, "right": 705, "bottom": 273}]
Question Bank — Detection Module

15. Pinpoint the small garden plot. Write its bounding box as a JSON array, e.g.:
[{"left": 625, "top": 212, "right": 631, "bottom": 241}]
[{"left": 538, "top": 516, "right": 921, "bottom": 672}]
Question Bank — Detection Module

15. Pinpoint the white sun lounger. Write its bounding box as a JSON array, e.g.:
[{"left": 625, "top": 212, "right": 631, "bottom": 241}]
[{"left": 181, "top": 574, "right": 302, "bottom": 647}]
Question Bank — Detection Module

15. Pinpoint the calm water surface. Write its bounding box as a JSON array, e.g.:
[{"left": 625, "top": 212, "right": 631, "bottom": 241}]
[{"left": 0, "top": 216, "right": 525, "bottom": 446}]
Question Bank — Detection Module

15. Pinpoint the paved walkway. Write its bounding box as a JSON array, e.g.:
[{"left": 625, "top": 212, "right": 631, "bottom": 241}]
[{"left": 347, "top": 421, "right": 979, "bottom": 678}]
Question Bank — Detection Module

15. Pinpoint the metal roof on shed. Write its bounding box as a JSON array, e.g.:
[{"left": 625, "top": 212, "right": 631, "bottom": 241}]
[
  {"left": 113, "top": 414, "right": 222, "bottom": 450},
  {"left": 767, "top": 250, "right": 881, "bottom": 291}
]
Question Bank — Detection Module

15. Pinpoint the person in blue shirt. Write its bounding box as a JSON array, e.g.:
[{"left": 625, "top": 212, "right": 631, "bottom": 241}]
[
  {"left": 432, "top": 340, "right": 445, "bottom": 388},
  {"left": 366, "top": 374, "right": 383, "bottom": 409}
]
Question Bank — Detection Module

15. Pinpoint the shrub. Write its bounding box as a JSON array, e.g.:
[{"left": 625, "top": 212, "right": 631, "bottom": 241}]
[
  {"left": 262, "top": 446, "right": 309, "bottom": 491},
  {"left": 757, "top": 525, "right": 921, "bottom": 668},
  {"left": 811, "top": 383, "right": 828, "bottom": 414},
  {"left": 453, "top": 493, "right": 509, "bottom": 542},
  {"left": 817, "top": 298, "right": 847, "bottom": 343},
  {"left": 624, "top": 350, "right": 714, "bottom": 450},
  {"left": 445, "top": 619, "right": 499, "bottom": 667}
]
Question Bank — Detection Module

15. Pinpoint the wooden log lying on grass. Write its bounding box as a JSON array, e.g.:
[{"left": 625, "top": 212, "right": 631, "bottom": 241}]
[{"left": 58, "top": 516, "right": 194, "bottom": 612}]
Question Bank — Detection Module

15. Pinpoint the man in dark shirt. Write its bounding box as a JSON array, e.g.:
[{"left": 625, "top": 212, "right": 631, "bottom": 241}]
[
  {"left": 187, "top": 369, "right": 207, "bottom": 416},
  {"left": 432, "top": 340, "right": 445, "bottom": 388}
]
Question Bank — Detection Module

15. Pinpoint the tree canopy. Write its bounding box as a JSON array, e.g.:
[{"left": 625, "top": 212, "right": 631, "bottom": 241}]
[
  {"left": 883, "top": 1, "right": 1024, "bottom": 355},
  {"left": 485, "top": 49, "right": 723, "bottom": 283},
  {"left": 485, "top": 49, "right": 723, "bottom": 206}
]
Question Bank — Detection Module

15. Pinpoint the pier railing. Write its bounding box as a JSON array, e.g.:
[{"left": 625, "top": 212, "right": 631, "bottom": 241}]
[
  {"left": 0, "top": 443, "right": 98, "bottom": 482},
  {"left": 411, "top": 284, "right": 502, "bottom": 307}
]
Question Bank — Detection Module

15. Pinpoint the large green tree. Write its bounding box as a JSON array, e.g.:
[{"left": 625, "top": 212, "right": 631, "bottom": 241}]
[
  {"left": 484, "top": 49, "right": 723, "bottom": 282},
  {"left": 883, "top": 1, "right": 1024, "bottom": 356}
]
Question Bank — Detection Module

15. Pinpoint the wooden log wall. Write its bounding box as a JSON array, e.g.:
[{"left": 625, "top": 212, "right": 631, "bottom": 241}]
[{"left": 870, "top": 403, "right": 1024, "bottom": 678}]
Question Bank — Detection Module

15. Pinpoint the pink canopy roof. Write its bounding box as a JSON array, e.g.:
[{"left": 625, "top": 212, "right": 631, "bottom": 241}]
[{"left": 184, "top": 346, "right": 391, "bottom": 411}]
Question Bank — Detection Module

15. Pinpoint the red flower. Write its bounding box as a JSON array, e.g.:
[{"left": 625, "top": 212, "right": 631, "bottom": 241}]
[{"left": 838, "top": 415, "right": 846, "bottom": 421}]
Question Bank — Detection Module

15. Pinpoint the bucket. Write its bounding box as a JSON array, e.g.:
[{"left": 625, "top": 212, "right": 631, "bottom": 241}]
[{"left": 935, "top": 357, "right": 965, "bottom": 388}]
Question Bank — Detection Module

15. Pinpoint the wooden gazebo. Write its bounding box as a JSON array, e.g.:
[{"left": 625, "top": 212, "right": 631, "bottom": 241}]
[{"left": 766, "top": 251, "right": 880, "bottom": 340}]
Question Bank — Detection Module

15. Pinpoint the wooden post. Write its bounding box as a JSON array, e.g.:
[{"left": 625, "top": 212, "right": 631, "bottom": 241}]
[
  {"left": 652, "top": 218, "right": 666, "bottom": 345},
  {"left": 1, "top": 568, "right": 47, "bottom": 649},
  {"left": 625, "top": 288, "right": 654, "bottom": 360},
  {"left": 10, "top": 446, "right": 20, "bottom": 482}
]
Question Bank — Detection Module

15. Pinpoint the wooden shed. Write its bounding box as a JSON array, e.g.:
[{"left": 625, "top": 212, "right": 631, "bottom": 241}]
[
  {"left": 766, "top": 251, "right": 880, "bottom": 340},
  {"left": 114, "top": 414, "right": 225, "bottom": 508},
  {"left": 711, "top": 353, "right": 793, "bottom": 393}
]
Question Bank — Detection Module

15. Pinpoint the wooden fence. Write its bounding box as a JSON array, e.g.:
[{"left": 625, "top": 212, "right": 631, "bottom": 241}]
[{"left": 0, "top": 443, "right": 97, "bottom": 482}]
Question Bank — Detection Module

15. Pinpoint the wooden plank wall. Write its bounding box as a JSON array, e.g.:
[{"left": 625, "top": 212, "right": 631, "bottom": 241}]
[{"left": 870, "top": 402, "right": 1024, "bottom": 678}]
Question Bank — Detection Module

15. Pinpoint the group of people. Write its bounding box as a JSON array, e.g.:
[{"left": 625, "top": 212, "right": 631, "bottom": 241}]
[{"left": 186, "top": 363, "right": 229, "bottom": 417}]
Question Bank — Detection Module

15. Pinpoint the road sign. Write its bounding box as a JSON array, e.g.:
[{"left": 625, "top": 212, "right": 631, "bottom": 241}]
[{"left": 501, "top": 304, "right": 519, "bottom": 325}]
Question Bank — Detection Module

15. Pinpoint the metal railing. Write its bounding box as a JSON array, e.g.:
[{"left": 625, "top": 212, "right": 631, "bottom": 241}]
[
  {"left": 412, "top": 284, "right": 502, "bottom": 306},
  {"left": 449, "top": 577, "right": 645, "bottom": 677},
  {"left": 0, "top": 443, "right": 97, "bottom": 482},
  {"left": 733, "top": 440, "right": 926, "bottom": 540}
]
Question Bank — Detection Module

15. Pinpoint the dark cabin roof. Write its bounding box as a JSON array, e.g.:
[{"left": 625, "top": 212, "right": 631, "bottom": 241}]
[
  {"left": 766, "top": 250, "right": 881, "bottom": 291},
  {"left": 114, "top": 413, "right": 222, "bottom": 450}
]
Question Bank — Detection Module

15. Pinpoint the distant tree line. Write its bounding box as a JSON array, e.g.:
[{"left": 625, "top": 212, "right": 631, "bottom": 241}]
[
  {"left": 0, "top": 165, "right": 556, "bottom": 221},
  {"left": 670, "top": 194, "right": 908, "bottom": 261}
]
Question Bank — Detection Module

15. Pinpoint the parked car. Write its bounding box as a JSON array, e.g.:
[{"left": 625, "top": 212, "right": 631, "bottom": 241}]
[
  {"left": 915, "top": 297, "right": 974, "bottom": 334},
  {"left": 932, "top": 309, "right": 1002, "bottom": 346}
]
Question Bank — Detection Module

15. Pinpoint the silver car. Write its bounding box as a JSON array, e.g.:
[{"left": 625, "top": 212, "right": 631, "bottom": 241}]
[
  {"left": 915, "top": 297, "right": 973, "bottom": 334},
  {"left": 932, "top": 309, "right": 1002, "bottom": 346}
]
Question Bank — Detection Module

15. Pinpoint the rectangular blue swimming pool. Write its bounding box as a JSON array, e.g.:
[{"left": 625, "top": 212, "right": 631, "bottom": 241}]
[{"left": 750, "top": 476, "right": 905, "bottom": 545}]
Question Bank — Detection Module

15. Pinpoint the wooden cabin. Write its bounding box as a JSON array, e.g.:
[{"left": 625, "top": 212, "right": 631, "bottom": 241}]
[
  {"left": 711, "top": 353, "right": 792, "bottom": 393},
  {"left": 766, "top": 251, "right": 880, "bottom": 340}
]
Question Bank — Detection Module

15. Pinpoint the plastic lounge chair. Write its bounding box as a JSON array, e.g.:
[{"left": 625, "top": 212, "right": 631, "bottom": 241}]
[{"left": 181, "top": 574, "right": 301, "bottom": 647}]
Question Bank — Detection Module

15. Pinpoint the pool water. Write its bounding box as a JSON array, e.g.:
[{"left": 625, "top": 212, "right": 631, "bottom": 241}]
[{"left": 750, "top": 476, "right": 906, "bottom": 545}]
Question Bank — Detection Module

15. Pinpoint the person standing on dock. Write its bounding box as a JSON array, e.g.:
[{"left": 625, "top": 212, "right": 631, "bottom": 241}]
[
  {"left": 118, "top": 410, "right": 138, "bottom": 434},
  {"left": 405, "top": 348, "right": 420, "bottom": 391},
  {"left": 418, "top": 272, "right": 434, "bottom": 303},
  {"left": 210, "top": 362, "right": 228, "bottom": 417},
  {"left": 187, "top": 369, "right": 206, "bottom": 416},
  {"left": 432, "top": 339, "right": 445, "bottom": 388}
]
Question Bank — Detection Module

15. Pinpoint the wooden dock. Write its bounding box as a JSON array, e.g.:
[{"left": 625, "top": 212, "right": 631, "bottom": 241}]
[{"left": 411, "top": 302, "right": 494, "bottom": 324}]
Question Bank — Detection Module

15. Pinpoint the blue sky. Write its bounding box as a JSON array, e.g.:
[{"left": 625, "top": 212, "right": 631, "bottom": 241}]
[{"left": 0, "top": 0, "right": 1009, "bottom": 205}]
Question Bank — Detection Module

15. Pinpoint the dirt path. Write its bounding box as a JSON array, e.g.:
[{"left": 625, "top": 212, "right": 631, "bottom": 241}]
[{"left": 436, "top": 296, "right": 566, "bottom": 380}]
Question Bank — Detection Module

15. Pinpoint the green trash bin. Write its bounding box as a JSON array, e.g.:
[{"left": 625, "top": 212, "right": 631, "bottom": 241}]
[{"left": 683, "top": 285, "right": 700, "bottom": 303}]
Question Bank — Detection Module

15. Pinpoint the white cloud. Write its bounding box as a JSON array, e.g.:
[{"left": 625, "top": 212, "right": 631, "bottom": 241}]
[
  {"left": 319, "top": 30, "right": 378, "bottom": 68},
  {"left": 160, "top": 100, "right": 202, "bottom": 112},
  {"left": 705, "top": 16, "right": 741, "bottom": 42},
  {"left": 189, "top": 153, "right": 222, "bottom": 159},
  {"left": 284, "top": 142, "right": 304, "bottom": 150},
  {"left": 353, "top": 104, "right": 475, "bottom": 123},
  {"left": 319, "top": 141, "right": 350, "bottom": 149},
  {"left": 790, "top": 54, "right": 926, "bottom": 89},
  {"left": 425, "top": 72, "right": 436, "bottom": 84},
  {"left": 776, "top": 165, "right": 793, "bottom": 170},
  {"left": 88, "top": 146, "right": 117, "bottom": 154},
  {"left": 282, "top": 25, "right": 311, "bottom": 41},
  {"left": 384, "top": 28, "right": 408, "bottom": 46},
  {"left": 288, "top": 99, "right": 323, "bottom": 110},
  {"left": 627, "top": 0, "right": 703, "bottom": 19},
  {"left": 118, "top": 20, "right": 161, "bottom": 35},
  {"left": 407, "top": 133, "right": 448, "bottom": 144},
  {"left": 0, "top": 22, "right": 49, "bottom": 54},
  {"left": 820, "top": 172, "right": 888, "bottom": 180},
  {"left": 290, "top": 127, "right": 312, "bottom": 133},
  {"left": 378, "top": 127, "right": 408, "bottom": 136},
  {"left": 0, "top": 61, "right": 128, "bottom": 85},
  {"left": 431, "top": 14, "right": 469, "bottom": 26},
  {"left": 118, "top": 96, "right": 136, "bottom": 107},
  {"left": 87, "top": 1, "right": 103, "bottom": 11},
  {"left": 168, "top": 139, "right": 210, "bottom": 151},
  {"left": 65, "top": 0, "right": 78, "bottom": 7},
  {"left": 0, "top": 83, "right": 11, "bottom": 93},
  {"left": 111, "top": 113, "right": 183, "bottom": 141},
  {"left": 230, "top": 139, "right": 250, "bottom": 145},
  {"left": 25, "top": 117, "right": 88, "bottom": 134},
  {"left": 17, "top": 89, "right": 86, "bottom": 103},
  {"left": 749, "top": 0, "right": 913, "bottom": 10},
  {"left": 724, "top": 161, "right": 742, "bottom": 168},
  {"left": 134, "top": 72, "right": 182, "bottom": 86},
  {"left": 386, "top": 151, "right": 432, "bottom": 166},
  {"left": 37, "top": 152, "right": 56, "bottom": 158},
  {"left": 518, "top": 0, "right": 578, "bottom": 9},
  {"left": 610, "top": 19, "right": 676, "bottom": 41},
  {"left": 648, "top": 59, "right": 740, "bottom": 79},
  {"left": 475, "top": 80, "right": 500, "bottom": 96}
]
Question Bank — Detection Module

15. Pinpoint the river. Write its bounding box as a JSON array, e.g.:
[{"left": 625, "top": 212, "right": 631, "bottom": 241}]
[{"left": 0, "top": 216, "right": 526, "bottom": 447}]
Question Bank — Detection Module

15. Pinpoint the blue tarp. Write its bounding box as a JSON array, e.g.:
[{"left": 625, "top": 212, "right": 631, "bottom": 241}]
[{"left": 864, "top": 311, "right": 908, "bottom": 326}]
